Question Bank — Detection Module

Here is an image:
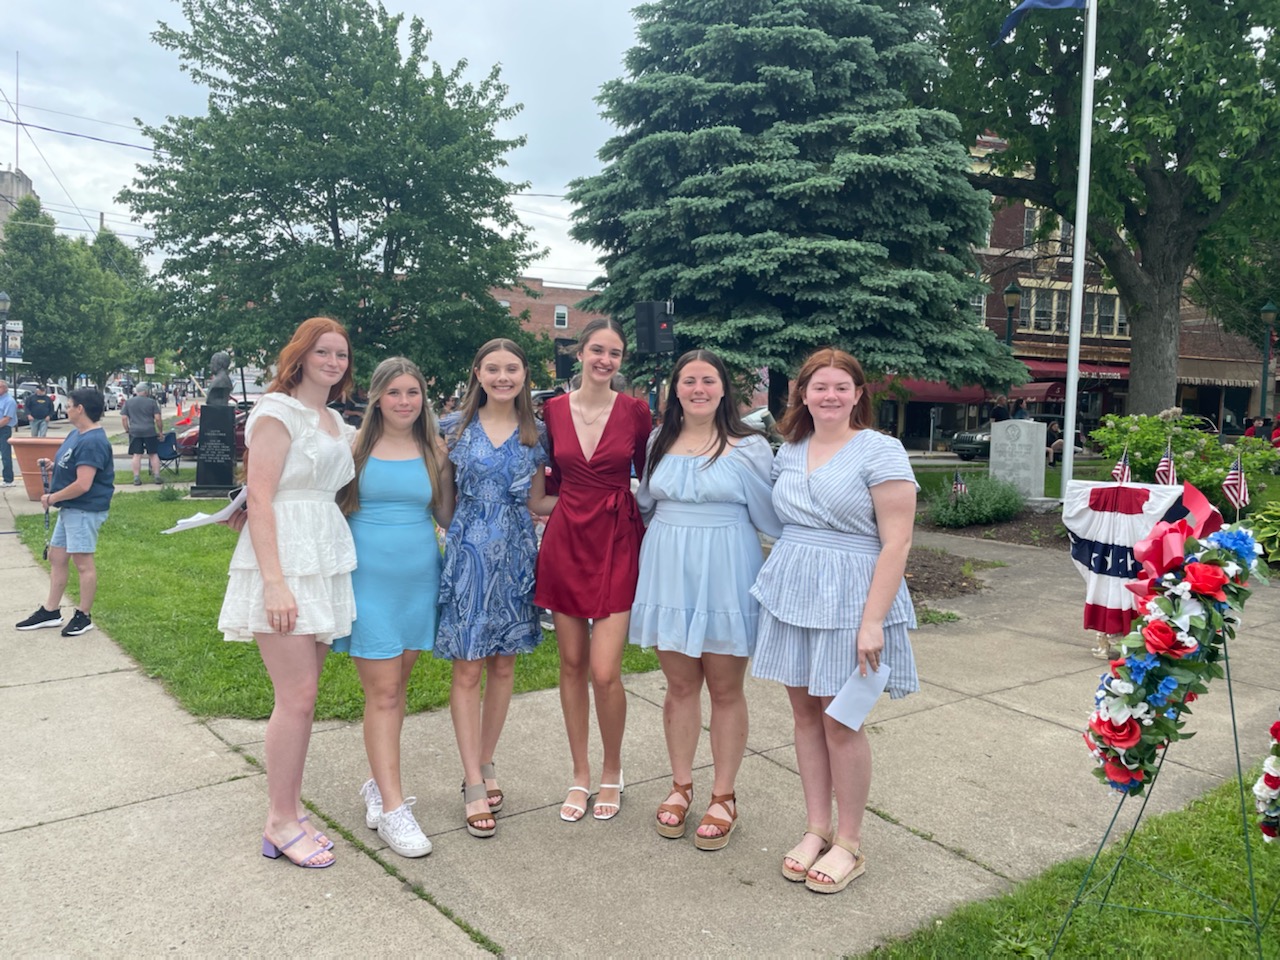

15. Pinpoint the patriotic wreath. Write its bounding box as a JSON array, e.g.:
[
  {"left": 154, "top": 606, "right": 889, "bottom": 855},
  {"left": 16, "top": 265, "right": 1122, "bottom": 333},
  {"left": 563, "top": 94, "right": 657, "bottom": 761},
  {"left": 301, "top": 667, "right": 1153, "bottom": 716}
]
[
  {"left": 1255, "top": 721, "right": 1280, "bottom": 842},
  {"left": 1083, "top": 499, "right": 1266, "bottom": 796}
]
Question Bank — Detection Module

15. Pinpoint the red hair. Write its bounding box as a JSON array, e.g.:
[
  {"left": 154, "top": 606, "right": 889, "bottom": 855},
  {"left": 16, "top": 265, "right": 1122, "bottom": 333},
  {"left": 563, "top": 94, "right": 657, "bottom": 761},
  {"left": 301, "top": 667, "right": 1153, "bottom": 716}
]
[
  {"left": 267, "top": 316, "right": 353, "bottom": 403},
  {"left": 778, "top": 347, "right": 873, "bottom": 442}
]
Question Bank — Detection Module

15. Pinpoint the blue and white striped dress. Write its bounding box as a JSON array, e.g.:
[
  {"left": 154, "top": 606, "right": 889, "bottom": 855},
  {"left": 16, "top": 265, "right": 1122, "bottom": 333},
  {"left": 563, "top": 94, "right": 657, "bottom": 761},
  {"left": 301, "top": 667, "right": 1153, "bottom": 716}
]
[{"left": 750, "top": 430, "right": 919, "bottom": 699}]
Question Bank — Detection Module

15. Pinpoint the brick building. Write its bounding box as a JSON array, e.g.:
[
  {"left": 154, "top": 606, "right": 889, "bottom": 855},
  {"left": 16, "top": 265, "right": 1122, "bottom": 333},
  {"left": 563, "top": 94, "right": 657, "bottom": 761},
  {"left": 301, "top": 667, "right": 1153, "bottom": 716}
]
[{"left": 490, "top": 276, "right": 609, "bottom": 342}]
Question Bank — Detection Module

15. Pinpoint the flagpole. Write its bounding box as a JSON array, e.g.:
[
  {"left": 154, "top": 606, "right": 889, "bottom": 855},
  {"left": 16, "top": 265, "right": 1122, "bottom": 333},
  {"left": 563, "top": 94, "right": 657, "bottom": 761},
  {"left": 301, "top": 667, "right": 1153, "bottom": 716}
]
[{"left": 1059, "top": 0, "right": 1098, "bottom": 498}]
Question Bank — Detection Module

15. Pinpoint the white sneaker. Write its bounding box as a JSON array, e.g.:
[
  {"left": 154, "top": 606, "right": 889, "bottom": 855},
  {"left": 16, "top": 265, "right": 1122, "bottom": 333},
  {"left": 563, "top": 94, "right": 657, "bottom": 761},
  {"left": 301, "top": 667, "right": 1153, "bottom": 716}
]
[
  {"left": 359, "top": 777, "right": 383, "bottom": 829},
  {"left": 377, "top": 798, "right": 432, "bottom": 858}
]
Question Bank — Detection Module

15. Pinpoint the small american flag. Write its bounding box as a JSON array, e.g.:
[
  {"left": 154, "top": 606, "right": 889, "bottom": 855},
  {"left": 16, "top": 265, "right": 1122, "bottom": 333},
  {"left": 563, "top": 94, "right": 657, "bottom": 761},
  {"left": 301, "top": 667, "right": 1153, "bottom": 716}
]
[
  {"left": 1154, "top": 440, "right": 1177, "bottom": 486},
  {"left": 1111, "top": 448, "right": 1131, "bottom": 483},
  {"left": 952, "top": 469, "right": 968, "bottom": 496},
  {"left": 1223, "top": 454, "right": 1249, "bottom": 510}
]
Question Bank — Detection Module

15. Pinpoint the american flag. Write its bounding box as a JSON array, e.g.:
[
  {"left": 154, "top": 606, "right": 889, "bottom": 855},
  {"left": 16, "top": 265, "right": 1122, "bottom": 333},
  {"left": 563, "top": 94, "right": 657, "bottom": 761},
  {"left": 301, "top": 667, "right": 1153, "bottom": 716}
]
[
  {"left": 1154, "top": 440, "right": 1177, "bottom": 486},
  {"left": 952, "top": 469, "right": 968, "bottom": 496},
  {"left": 1111, "top": 448, "right": 1131, "bottom": 483},
  {"left": 1223, "top": 454, "right": 1249, "bottom": 510}
]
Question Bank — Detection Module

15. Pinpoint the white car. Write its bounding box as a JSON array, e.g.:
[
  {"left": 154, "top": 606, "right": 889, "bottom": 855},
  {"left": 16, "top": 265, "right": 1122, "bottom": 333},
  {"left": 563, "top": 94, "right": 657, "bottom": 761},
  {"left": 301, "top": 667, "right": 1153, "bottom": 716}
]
[{"left": 45, "top": 388, "right": 68, "bottom": 419}]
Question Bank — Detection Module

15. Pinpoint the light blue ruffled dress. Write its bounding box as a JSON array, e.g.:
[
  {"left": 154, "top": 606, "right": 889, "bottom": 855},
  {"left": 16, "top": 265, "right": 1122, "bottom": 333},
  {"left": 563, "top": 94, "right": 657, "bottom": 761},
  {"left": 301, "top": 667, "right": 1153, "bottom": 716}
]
[
  {"left": 434, "top": 412, "right": 547, "bottom": 661},
  {"left": 750, "top": 429, "right": 920, "bottom": 699},
  {"left": 629, "top": 433, "right": 782, "bottom": 658}
]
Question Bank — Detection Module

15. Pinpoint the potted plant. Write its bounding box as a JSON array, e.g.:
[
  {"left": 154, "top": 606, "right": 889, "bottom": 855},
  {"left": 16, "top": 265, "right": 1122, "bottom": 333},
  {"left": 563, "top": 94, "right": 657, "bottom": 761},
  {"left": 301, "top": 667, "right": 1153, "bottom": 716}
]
[{"left": 7, "top": 436, "right": 66, "bottom": 501}]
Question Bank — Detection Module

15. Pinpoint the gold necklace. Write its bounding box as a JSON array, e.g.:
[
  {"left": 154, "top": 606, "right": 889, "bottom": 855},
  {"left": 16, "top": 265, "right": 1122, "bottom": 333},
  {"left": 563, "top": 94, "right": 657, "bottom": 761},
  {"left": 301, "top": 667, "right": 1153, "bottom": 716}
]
[{"left": 575, "top": 394, "right": 613, "bottom": 426}]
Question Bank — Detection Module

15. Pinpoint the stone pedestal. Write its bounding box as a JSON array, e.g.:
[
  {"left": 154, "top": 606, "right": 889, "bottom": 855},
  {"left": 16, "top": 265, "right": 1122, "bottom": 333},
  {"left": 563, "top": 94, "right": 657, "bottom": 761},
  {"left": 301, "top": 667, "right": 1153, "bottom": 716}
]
[
  {"left": 990, "top": 419, "right": 1047, "bottom": 500},
  {"left": 190, "top": 405, "right": 237, "bottom": 498}
]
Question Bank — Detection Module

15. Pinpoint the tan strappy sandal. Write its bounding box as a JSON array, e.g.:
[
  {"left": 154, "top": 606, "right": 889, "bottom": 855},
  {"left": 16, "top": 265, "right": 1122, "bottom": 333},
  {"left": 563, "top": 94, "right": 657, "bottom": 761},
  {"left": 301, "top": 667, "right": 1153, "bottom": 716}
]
[
  {"left": 693, "top": 792, "right": 737, "bottom": 851},
  {"left": 655, "top": 781, "right": 693, "bottom": 839},
  {"left": 782, "top": 825, "right": 832, "bottom": 881},
  {"left": 481, "top": 761, "right": 503, "bottom": 812},
  {"left": 805, "top": 837, "right": 866, "bottom": 893},
  {"left": 462, "top": 782, "right": 496, "bottom": 838}
]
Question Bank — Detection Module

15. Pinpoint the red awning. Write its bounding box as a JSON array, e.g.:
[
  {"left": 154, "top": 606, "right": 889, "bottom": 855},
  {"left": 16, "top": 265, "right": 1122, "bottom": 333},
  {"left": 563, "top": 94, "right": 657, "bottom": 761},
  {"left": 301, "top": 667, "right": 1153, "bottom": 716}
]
[
  {"left": 892, "top": 378, "right": 986, "bottom": 404},
  {"left": 1009, "top": 380, "right": 1066, "bottom": 402},
  {"left": 1022, "top": 359, "right": 1129, "bottom": 380}
]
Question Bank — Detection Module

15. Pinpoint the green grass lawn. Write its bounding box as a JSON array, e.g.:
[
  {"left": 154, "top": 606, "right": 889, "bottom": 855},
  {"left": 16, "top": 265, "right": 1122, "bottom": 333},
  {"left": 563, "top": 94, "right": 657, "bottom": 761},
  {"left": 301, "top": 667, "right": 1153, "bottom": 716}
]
[
  {"left": 15, "top": 494, "right": 658, "bottom": 720},
  {"left": 913, "top": 461, "right": 1113, "bottom": 501},
  {"left": 862, "top": 774, "right": 1280, "bottom": 958},
  {"left": 114, "top": 467, "right": 198, "bottom": 485}
]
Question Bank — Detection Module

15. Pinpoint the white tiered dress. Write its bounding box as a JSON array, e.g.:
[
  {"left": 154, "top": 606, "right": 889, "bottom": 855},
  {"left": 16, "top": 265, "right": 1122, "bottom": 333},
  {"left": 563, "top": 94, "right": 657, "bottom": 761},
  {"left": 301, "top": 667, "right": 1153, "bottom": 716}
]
[{"left": 218, "top": 393, "right": 357, "bottom": 644}]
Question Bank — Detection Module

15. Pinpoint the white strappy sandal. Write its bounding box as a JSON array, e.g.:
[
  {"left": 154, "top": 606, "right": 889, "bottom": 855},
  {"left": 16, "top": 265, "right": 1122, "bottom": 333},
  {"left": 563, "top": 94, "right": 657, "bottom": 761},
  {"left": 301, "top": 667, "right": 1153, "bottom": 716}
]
[
  {"left": 560, "top": 785, "right": 594, "bottom": 822},
  {"left": 593, "top": 772, "right": 625, "bottom": 821}
]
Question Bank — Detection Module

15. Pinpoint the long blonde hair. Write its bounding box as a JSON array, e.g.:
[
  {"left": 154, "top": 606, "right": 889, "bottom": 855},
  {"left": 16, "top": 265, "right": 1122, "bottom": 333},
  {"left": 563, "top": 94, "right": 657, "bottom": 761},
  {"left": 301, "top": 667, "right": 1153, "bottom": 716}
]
[
  {"left": 448, "top": 339, "right": 540, "bottom": 447},
  {"left": 338, "top": 357, "right": 447, "bottom": 516}
]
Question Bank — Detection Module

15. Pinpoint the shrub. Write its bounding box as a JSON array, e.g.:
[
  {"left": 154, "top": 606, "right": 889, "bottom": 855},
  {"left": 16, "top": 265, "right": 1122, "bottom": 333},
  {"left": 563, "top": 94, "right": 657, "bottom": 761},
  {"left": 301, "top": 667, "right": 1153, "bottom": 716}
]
[
  {"left": 927, "top": 474, "right": 1024, "bottom": 528},
  {"left": 1248, "top": 500, "right": 1280, "bottom": 564},
  {"left": 1088, "top": 408, "right": 1279, "bottom": 516}
]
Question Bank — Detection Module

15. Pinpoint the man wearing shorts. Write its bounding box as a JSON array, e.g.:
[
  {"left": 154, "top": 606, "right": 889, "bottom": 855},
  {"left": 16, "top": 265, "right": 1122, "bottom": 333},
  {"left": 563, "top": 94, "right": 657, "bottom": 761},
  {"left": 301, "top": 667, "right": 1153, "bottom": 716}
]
[
  {"left": 121, "top": 383, "right": 164, "bottom": 485},
  {"left": 15, "top": 388, "right": 115, "bottom": 637}
]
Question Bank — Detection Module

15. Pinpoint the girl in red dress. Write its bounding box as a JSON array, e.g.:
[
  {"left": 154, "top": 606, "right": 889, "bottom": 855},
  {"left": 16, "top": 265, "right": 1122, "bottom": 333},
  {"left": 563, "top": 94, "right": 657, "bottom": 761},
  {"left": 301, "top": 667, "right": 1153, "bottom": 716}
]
[{"left": 535, "top": 319, "right": 652, "bottom": 822}]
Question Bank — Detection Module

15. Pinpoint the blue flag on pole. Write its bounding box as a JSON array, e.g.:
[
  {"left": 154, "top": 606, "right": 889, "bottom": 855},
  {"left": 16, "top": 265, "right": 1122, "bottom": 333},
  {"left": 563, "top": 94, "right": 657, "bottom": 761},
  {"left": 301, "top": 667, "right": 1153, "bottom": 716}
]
[{"left": 996, "top": 0, "right": 1086, "bottom": 44}]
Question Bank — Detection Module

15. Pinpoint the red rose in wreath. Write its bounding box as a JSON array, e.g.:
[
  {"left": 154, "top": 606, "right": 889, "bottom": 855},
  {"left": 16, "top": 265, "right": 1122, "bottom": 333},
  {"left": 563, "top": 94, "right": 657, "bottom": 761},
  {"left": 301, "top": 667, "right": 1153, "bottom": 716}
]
[
  {"left": 1142, "top": 620, "right": 1184, "bottom": 658},
  {"left": 1104, "top": 760, "right": 1145, "bottom": 788},
  {"left": 1089, "top": 714, "right": 1143, "bottom": 751},
  {"left": 1183, "top": 562, "right": 1229, "bottom": 601}
]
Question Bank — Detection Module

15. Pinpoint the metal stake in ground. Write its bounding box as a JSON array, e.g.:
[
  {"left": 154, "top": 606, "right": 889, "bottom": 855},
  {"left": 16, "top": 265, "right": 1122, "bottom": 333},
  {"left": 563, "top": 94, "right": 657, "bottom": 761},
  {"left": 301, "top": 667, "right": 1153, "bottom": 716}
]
[{"left": 39, "top": 460, "right": 51, "bottom": 559}]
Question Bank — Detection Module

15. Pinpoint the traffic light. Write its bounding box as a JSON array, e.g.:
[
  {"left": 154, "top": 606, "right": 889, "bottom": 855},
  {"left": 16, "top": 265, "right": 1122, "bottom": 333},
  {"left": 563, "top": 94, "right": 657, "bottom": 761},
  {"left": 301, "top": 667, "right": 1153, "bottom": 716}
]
[
  {"left": 553, "top": 337, "right": 575, "bottom": 380},
  {"left": 635, "top": 301, "right": 675, "bottom": 354}
]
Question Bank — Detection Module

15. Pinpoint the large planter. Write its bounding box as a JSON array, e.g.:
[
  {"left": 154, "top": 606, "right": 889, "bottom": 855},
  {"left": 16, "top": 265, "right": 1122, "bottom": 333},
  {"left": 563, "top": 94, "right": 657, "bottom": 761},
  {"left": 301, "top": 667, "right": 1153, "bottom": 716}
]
[{"left": 8, "top": 436, "right": 66, "bottom": 501}]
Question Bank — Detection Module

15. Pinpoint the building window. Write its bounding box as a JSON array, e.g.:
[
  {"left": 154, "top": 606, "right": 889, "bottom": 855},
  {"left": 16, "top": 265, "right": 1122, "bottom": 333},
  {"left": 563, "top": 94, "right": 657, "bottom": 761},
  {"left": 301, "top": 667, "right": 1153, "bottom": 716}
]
[
  {"left": 1054, "top": 290, "right": 1069, "bottom": 334},
  {"left": 1097, "top": 294, "right": 1115, "bottom": 336},
  {"left": 1033, "top": 289, "right": 1053, "bottom": 331},
  {"left": 1059, "top": 220, "right": 1073, "bottom": 248},
  {"left": 498, "top": 299, "right": 510, "bottom": 309},
  {"left": 554, "top": 305, "right": 569, "bottom": 328},
  {"left": 1023, "top": 205, "right": 1039, "bottom": 247},
  {"left": 970, "top": 292, "right": 986, "bottom": 323},
  {"left": 1117, "top": 301, "right": 1129, "bottom": 337}
]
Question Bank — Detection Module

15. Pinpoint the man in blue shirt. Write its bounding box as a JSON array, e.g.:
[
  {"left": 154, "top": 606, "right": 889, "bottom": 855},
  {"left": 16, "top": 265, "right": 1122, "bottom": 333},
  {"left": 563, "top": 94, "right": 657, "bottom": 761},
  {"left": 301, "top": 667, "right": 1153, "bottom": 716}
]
[
  {"left": 0, "top": 379, "right": 17, "bottom": 485},
  {"left": 15, "top": 388, "right": 115, "bottom": 637}
]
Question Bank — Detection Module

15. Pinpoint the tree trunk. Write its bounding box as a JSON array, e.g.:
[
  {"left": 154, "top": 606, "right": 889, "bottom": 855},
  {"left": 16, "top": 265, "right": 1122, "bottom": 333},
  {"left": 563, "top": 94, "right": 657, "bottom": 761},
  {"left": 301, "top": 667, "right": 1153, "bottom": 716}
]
[{"left": 1123, "top": 282, "right": 1182, "bottom": 414}]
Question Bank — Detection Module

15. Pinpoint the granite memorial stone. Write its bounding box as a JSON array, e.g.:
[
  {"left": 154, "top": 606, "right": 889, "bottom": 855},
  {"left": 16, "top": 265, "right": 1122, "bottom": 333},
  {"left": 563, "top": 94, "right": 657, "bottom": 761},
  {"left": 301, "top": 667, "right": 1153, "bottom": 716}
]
[{"left": 990, "top": 419, "right": 1046, "bottom": 500}]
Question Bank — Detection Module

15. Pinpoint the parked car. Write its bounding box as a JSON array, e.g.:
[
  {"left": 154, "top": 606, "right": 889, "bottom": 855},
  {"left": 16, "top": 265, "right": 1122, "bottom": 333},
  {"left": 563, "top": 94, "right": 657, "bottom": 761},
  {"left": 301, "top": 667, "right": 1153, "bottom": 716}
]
[
  {"left": 13, "top": 387, "right": 30, "bottom": 427},
  {"left": 102, "top": 387, "right": 122, "bottom": 411},
  {"left": 950, "top": 416, "right": 1084, "bottom": 461},
  {"left": 43, "top": 387, "right": 68, "bottom": 420},
  {"left": 176, "top": 408, "right": 249, "bottom": 460}
]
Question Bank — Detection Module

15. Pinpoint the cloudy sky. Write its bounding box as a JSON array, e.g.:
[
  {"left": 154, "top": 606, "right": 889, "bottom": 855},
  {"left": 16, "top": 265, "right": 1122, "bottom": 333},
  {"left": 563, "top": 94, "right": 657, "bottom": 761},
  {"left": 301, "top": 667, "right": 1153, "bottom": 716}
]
[{"left": 3, "top": 0, "right": 639, "bottom": 289}]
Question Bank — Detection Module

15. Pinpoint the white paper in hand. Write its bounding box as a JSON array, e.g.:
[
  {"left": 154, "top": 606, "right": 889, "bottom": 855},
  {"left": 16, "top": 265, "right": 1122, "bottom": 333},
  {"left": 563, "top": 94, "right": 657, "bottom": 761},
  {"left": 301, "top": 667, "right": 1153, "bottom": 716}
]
[
  {"left": 824, "top": 664, "right": 891, "bottom": 731},
  {"left": 161, "top": 487, "right": 248, "bottom": 534}
]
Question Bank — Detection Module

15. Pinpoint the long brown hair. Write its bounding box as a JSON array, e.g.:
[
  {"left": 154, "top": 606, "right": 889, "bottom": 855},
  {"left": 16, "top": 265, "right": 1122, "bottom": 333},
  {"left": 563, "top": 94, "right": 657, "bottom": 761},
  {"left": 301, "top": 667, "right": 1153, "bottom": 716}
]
[
  {"left": 778, "top": 347, "right": 873, "bottom": 442},
  {"left": 266, "top": 316, "right": 354, "bottom": 403},
  {"left": 647, "top": 349, "right": 757, "bottom": 479},
  {"left": 338, "top": 357, "right": 447, "bottom": 516},
  {"left": 447, "top": 339, "right": 540, "bottom": 448}
]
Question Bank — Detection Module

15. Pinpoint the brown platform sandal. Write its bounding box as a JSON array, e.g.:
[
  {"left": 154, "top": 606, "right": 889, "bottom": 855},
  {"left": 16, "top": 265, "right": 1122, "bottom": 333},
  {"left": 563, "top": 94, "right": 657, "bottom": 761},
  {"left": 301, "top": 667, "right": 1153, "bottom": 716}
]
[
  {"left": 782, "top": 826, "right": 832, "bottom": 881},
  {"left": 805, "top": 837, "right": 866, "bottom": 894},
  {"left": 481, "top": 761, "right": 503, "bottom": 812},
  {"left": 462, "top": 782, "right": 496, "bottom": 838},
  {"left": 655, "top": 781, "right": 693, "bottom": 839},
  {"left": 693, "top": 792, "right": 737, "bottom": 851}
]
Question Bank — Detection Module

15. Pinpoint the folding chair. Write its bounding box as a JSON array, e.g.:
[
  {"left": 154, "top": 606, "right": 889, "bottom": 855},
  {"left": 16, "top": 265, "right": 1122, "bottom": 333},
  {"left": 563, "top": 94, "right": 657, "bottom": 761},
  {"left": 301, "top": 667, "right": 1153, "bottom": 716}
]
[{"left": 156, "top": 431, "right": 181, "bottom": 477}]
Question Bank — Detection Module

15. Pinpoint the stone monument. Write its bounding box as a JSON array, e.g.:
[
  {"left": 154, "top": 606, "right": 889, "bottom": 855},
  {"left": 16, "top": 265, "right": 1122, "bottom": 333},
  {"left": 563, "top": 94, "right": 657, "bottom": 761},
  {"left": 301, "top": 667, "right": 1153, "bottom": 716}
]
[
  {"left": 191, "top": 351, "right": 238, "bottom": 497},
  {"left": 989, "top": 419, "right": 1046, "bottom": 500}
]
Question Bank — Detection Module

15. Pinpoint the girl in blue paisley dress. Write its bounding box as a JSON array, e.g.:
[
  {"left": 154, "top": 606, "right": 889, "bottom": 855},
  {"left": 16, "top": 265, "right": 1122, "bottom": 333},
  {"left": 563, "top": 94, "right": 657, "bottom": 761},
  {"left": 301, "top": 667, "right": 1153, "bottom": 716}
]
[{"left": 437, "top": 339, "right": 553, "bottom": 837}]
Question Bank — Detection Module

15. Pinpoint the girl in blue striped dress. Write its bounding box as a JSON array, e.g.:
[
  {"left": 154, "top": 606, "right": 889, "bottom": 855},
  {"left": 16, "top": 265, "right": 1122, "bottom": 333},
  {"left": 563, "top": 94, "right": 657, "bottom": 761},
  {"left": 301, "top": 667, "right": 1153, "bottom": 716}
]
[{"left": 750, "top": 348, "right": 919, "bottom": 894}]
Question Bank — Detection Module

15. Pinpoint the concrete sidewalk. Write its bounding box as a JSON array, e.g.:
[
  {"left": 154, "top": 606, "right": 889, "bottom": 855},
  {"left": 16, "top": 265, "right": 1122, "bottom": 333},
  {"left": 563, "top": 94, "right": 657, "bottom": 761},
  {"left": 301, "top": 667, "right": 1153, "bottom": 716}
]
[{"left": 3, "top": 484, "right": 1279, "bottom": 956}]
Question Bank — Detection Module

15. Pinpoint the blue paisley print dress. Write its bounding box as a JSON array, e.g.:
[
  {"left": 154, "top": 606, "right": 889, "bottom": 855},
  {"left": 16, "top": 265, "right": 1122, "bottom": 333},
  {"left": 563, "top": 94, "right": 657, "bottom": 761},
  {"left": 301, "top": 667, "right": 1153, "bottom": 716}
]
[{"left": 434, "top": 412, "right": 548, "bottom": 660}]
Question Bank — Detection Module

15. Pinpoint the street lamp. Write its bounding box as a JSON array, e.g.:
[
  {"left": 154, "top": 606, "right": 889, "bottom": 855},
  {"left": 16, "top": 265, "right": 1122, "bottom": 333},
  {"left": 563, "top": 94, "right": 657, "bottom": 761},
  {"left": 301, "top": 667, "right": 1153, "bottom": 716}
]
[
  {"left": 1263, "top": 299, "right": 1279, "bottom": 420},
  {"left": 0, "top": 291, "right": 10, "bottom": 380},
  {"left": 1004, "top": 281, "right": 1022, "bottom": 348}
]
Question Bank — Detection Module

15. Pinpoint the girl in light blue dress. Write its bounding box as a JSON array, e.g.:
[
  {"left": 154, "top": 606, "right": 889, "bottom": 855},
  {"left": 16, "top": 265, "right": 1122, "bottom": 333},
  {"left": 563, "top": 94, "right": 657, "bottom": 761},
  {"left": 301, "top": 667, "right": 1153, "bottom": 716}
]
[
  {"left": 333, "top": 357, "right": 454, "bottom": 859},
  {"left": 631, "top": 350, "right": 781, "bottom": 851},
  {"left": 437, "top": 339, "right": 552, "bottom": 838},
  {"left": 751, "top": 348, "right": 918, "bottom": 896}
]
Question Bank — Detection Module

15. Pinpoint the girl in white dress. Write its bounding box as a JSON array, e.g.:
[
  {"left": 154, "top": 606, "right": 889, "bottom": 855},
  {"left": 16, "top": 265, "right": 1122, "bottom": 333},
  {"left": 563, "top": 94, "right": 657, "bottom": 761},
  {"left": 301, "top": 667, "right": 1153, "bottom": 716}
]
[{"left": 218, "top": 317, "right": 357, "bottom": 869}]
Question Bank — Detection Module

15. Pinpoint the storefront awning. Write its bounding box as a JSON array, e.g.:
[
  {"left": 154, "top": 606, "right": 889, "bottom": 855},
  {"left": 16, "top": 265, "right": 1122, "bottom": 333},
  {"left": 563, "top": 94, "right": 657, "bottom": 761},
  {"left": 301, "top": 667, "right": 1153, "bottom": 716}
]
[
  {"left": 893, "top": 379, "right": 986, "bottom": 404},
  {"left": 1009, "top": 380, "right": 1066, "bottom": 402},
  {"left": 1177, "top": 358, "right": 1261, "bottom": 387},
  {"left": 1022, "top": 359, "right": 1130, "bottom": 380}
]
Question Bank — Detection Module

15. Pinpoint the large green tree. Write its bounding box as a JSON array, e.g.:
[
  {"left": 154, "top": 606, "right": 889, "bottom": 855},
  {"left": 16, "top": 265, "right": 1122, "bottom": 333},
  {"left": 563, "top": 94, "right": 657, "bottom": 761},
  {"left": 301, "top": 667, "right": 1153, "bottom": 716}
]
[
  {"left": 569, "top": 0, "right": 1023, "bottom": 400},
  {"left": 120, "top": 0, "right": 540, "bottom": 390},
  {"left": 936, "top": 0, "right": 1280, "bottom": 413}
]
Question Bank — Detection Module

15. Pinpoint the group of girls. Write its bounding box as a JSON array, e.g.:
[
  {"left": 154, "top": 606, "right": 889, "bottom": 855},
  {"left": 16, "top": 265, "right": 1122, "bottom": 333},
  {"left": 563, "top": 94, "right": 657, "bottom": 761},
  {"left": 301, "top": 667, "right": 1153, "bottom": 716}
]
[{"left": 216, "top": 315, "right": 919, "bottom": 898}]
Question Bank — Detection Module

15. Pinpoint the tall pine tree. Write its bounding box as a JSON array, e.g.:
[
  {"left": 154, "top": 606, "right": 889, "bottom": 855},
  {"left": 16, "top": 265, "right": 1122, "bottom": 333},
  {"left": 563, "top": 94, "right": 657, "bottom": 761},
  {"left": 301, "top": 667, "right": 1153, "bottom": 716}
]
[{"left": 569, "top": 0, "right": 1023, "bottom": 397}]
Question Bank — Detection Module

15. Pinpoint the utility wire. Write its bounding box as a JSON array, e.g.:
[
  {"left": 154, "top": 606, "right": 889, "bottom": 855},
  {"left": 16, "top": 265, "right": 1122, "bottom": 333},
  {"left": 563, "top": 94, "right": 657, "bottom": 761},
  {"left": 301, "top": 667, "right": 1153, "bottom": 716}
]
[
  {"left": 0, "top": 117, "right": 155, "bottom": 153},
  {"left": 16, "top": 102, "right": 145, "bottom": 132}
]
